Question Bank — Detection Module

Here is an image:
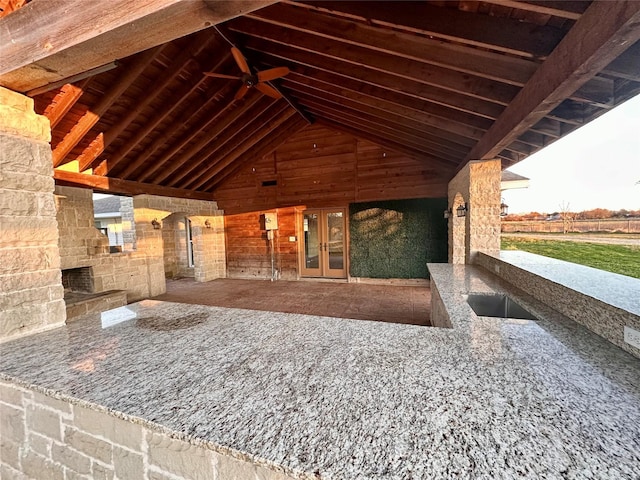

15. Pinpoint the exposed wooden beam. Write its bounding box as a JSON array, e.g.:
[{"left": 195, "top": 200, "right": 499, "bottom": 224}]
[
  {"left": 78, "top": 32, "right": 216, "bottom": 172},
  {"left": 51, "top": 46, "right": 162, "bottom": 168},
  {"left": 248, "top": 42, "right": 507, "bottom": 119},
  {"left": 243, "top": 3, "right": 539, "bottom": 86},
  {"left": 75, "top": 133, "right": 104, "bottom": 172},
  {"left": 234, "top": 19, "right": 520, "bottom": 106},
  {"left": 0, "top": 0, "right": 277, "bottom": 92},
  {"left": 304, "top": 104, "right": 461, "bottom": 167},
  {"left": 189, "top": 106, "right": 297, "bottom": 190},
  {"left": 293, "top": 1, "right": 566, "bottom": 59},
  {"left": 149, "top": 93, "right": 267, "bottom": 185},
  {"left": 209, "top": 116, "right": 307, "bottom": 191},
  {"left": 282, "top": 75, "right": 485, "bottom": 145},
  {"left": 109, "top": 80, "right": 235, "bottom": 179},
  {"left": 465, "top": 0, "right": 640, "bottom": 162},
  {"left": 289, "top": 88, "right": 472, "bottom": 157},
  {"left": 41, "top": 78, "right": 91, "bottom": 129},
  {"left": 480, "top": 1, "right": 588, "bottom": 21},
  {"left": 169, "top": 98, "right": 284, "bottom": 188},
  {"left": 26, "top": 63, "right": 117, "bottom": 97},
  {"left": 283, "top": 68, "right": 498, "bottom": 128},
  {"left": 53, "top": 170, "right": 212, "bottom": 200}
]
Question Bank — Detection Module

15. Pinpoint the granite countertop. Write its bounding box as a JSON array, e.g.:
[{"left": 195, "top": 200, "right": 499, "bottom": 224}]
[
  {"left": 497, "top": 250, "right": 640, "bottom": 316},
  {"left": 2, "top": 265, "right": 640, "bottom": 479}
]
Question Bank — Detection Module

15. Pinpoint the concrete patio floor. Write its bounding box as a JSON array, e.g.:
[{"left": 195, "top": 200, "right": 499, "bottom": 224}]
[{"left": 152, "top": 278, "right": 431, "bottom": 326}]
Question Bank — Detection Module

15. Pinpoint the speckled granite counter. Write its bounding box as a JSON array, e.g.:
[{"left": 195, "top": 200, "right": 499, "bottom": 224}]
[{"left": 2, "top": 266, "right": 640, "bottom": 478}]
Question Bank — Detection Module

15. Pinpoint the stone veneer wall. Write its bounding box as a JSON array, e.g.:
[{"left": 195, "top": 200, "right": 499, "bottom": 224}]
[
  {"left": 476, "top": 252, "right": 640, "bottom": 358},
  {"left": 0, "top": 380, "right": 297, "bottom": 480},
  {"left": 133, "top": 195, "right": 226, "bottom": 283},
  {"left": 55, "top": 186, "right": 165, "bottom": 303},
  {"left": 447, "top": 160, "right": 501, "bottom": 264},
  {"left": 0, "top": 87, "right": 66, "bottom": 340}
]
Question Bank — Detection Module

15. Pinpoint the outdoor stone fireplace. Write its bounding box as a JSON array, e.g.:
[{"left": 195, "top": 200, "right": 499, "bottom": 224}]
[{"left": 62, "top": 267, "right": 94, "bottom": 294}]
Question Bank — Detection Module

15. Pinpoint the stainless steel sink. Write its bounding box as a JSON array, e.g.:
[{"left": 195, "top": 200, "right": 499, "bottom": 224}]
[{"left": 466, "top": 293, "right": 538, "bottom": 320}]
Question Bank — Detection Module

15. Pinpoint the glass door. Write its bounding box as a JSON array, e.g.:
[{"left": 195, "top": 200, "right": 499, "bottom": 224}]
[{"left": 300, "top": 209, "right": 346, "bottom": 278}]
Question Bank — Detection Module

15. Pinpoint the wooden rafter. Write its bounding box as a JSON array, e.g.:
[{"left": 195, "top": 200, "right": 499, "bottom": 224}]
[
  {"left": 480, "top": 1, "right": 588, "bottom": 21},
  {"left": 149, "top": 93, "right": 268, "bottom": 185},
  {"left": 52, "top": 46, "right": 162, "bottom": 168},
  {"left": 111, "top": 80, "right": 235, "bottom": 179},
  {"left": 240, "top": 5, "right": 539, "bottom": 87},
  {"left": 234, "top": 20, "right": 520, "bottom": 106},
  {"left": 248, "top": 44, "right": 507, "bottom": 119},
  {"left": 292, "top": 1, "right": 566, "bottom": 59},
  {"left": 168, "top": 97, "right": 283, "bottom": 188},
  {"left": 189, "top": 105, "right": 296, "bottom": 190},
  {"left": 289, "top": 90, "right": 472, "bottom": 159},
  {"left": 465, "top": 0, "right": 640, "bottom": 163},
  {"left": 42, "top": 78, "right": 91, "bottom": 130},
  {"left": 78, "top": 32, "right": 216, "bottom": 172},
  {"left": 53, "top": 170, "right": 213, "bottom": 200},
  {"left": 209, "top": 116, "right": 307, "bottom": 192},
  {"left": 0, "top": 0, "right": 277, "bottom": 92},
  {"left": 282, "top": 76, "right": 485, "bottom": 145}
]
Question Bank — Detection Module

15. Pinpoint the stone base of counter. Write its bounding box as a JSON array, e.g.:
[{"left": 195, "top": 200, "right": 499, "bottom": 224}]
[
  {"left": 0, "top": 380, "right": 297, "bottom": 480},
  {"left": 65, "top": 290, "right": 127, "bottom": 321}
]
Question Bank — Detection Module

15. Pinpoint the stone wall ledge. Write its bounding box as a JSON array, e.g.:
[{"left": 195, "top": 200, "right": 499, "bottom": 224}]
[{"left": 476, "top": 251, "right": 640, "bottom": 358}]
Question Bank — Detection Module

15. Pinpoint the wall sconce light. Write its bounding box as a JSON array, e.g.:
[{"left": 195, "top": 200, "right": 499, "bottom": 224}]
[
  {"left": 456, "top": 203, "right": 468, "bottom": 217},
  {"left": 443, "top": 208, "right": 452, "bottom": 219},
  {"left": 204, "top": 219, "right": 211, "bottom": 229},
  {"left": 500, "top": 199, "right": 509, "bottom": 217},
  {"left": 151, "top": 218, "right": 161, "bottom": 230}
]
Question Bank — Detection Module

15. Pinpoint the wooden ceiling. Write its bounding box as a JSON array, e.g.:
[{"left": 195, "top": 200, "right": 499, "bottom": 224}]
[{"left": 1, "top": 1, "right": 639, "bottom": 201}]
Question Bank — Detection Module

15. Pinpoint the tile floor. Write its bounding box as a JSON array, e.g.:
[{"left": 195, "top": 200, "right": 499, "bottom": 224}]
[{"left": 153, "top": 278, "right": 431, "bottom": 326}]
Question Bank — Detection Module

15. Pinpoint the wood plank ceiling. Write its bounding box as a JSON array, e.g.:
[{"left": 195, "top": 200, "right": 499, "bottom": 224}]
[{"left": 2, "top": 1, "right": 640, "bottom": 201}]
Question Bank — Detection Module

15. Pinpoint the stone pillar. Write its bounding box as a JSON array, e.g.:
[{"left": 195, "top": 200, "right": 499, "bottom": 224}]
[
  {"left": 0, "top": 87, "right": 66, "bottom": 340},
  {"left": 447, "top": 159, "right": 501, "bottom": 264}
]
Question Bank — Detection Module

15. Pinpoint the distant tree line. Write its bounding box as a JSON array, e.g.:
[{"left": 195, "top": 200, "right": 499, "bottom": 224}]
[{"left": 504, "top": 208, "right": 640, "bottom": 222}]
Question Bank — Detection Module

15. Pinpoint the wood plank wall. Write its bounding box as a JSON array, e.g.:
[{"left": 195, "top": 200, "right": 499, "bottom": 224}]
[
  {"left": 216, "top": 124, "right": 449, "bottom": 279},
  {"left": 214, "top": 124, "right": 448, "bottom": 215},
  {"left": 225, "top": 207, "right": 299, "bottom": 280}
]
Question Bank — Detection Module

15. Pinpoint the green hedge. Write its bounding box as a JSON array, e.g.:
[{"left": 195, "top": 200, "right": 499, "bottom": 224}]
[{"left": 349, "top": 198, "right": 448, "bottom": 279}]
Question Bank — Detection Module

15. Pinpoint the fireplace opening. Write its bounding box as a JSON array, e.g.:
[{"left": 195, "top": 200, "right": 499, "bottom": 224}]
[{"left": 62, "top": 267, "right": 94, "bottom": 294}]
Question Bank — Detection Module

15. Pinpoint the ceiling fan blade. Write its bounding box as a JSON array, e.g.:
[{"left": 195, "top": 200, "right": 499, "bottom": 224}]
[
  {"left": 257, "top": 67, "right": 290, "bottom": 83},
  {"left": 234, "top": 84, "right": 250, "bottom": 101},
  {"left": 255, "top": 82, "right": 282, "bottom": 99},
  {"left": 231, "top": 47, "right": 251, "bottom": 74},
  {"left": 203, "top": 72, "right": 241, "bottom": 80}
]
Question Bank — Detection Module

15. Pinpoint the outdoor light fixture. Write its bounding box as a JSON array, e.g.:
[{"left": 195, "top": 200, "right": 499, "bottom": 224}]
[
  {"left": 456, "top": 203, "right": 468, "bottom": 217},
  {"left": 500, "top": 199, "right": 509, "bottom": 217},
  {"left": 443, "top": 208, "right": 452, "bottom": 219},
  {"left": 151, "top": 218, "right": 161, "bottom": 230},
  {"left": 204, "top": 219, "right": 212, "bottom": 229}
]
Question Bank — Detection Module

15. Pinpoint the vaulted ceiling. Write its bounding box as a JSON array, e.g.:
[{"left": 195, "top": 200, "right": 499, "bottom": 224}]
[{"left": 1, "top": 0, "right": 639, "bottom": 201}]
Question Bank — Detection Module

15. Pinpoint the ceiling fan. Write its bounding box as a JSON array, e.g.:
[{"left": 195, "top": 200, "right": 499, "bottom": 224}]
[{"left": 204, "top": 47, "right": 290, "bottom": 101}]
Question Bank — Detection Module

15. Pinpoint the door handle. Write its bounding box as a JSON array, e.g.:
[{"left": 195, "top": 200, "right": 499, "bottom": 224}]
[{"left": 323, "top": 242, "right": 327, "bottom": 251}]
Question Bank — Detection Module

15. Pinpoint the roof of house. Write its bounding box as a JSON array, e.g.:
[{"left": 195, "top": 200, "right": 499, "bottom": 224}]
[
  {"left": 1, "top": 1, "right": 639, "bottom": 201},
  {"left": 93, "top": 195, "right": 122, "bottom": 215}
]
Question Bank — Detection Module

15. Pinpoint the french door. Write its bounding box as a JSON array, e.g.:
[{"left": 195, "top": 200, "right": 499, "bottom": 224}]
[{"left": 300, "top": 208, "right": 346, "bottom": 278}]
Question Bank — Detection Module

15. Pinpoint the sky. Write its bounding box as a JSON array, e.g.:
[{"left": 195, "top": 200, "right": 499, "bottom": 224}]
[{"left": 502, "top": 94, "right": 640, "bottom": 214}]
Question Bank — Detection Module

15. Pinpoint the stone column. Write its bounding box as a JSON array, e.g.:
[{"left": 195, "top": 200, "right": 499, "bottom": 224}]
[
  {"left": 0, "top": 87, "right": 66, "bottom": 340},
  {"left": 447, "top": 159, "right": 501, "bottom": 264}
]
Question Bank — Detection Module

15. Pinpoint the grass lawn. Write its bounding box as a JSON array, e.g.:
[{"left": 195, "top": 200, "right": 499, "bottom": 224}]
[{"left": 501, "top": 237, "right": 640, "bottom": 279}]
